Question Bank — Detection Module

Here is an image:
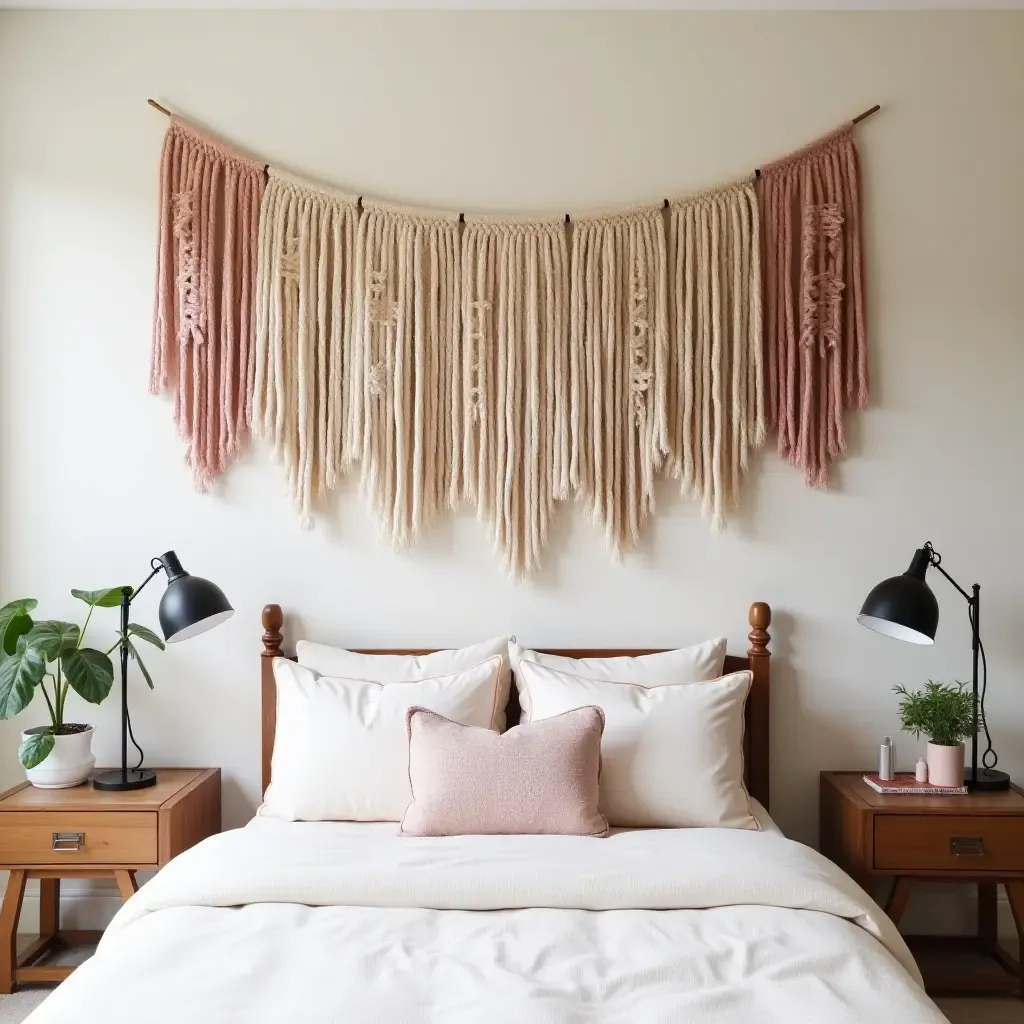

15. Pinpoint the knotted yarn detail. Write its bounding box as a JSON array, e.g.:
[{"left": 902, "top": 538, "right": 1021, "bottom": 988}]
[
  {"left": 629, "top": 256, "right": 653, "bottom": 427},
  {"left": 366, "top": 269, "right": 397, "bottom": 403},
  {"left": 279, "top": 235, "right": 301, "bottom": 284},
  {"left": 467, "top": 299, "right": 490, "bottom": 423},
  {"left": 171, "top": 190, "right": 204, "bottom": 346}
]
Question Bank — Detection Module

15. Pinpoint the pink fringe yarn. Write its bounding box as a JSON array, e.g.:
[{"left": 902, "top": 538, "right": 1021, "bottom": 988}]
[
  {"left": 150, "top": 117, "right": 266, "bottom": 489},
  {"left": 759, "top": 124, "right": 867, "bottom": 488}
]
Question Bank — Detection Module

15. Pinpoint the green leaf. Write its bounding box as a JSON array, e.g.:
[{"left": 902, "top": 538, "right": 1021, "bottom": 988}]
[
  {"left": 0, "top": 599, "right": 37, "bottom": 656},
  {"left": 0, "top": 644, "right": 45, "bottom": 718},
  {"left": 127, "top": 623, "right": 165, "bottom": 651},
  {"left": 25, "top": 621, "right": 81, "bottom": 662},
  {"left": 18, "top": 731, "right": 54, "bottom": 770},
  {"left": 128, "top": 641, "right": 155, "bottom": 690},
  {"left": 893, "top": 679, "right": 975, "bottom": 747},
  {"left": 3, "top": 616, "right": 32, "bottom": 658},
  {"left": 71, "top": 587, "right": 129, "bottom": 609},
  {"left": 60, "top": 647, "right": 114, "bottom": 705}
]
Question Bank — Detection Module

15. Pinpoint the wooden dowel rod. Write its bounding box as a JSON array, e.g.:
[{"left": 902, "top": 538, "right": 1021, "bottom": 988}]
[
  {"left": 146, "top": 96, "right": 879, "bottom": 189},
  {"left": 852, "top": 104, "right": 881, "bottom": 125},
  {"left": 753, "top": 103, "right": 881, "bottom": 178}
]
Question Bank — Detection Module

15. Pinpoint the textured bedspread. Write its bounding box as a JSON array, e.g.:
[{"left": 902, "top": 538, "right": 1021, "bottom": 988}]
[{"left": 26, "top": 822, "right": 943, "bottom": 1023}]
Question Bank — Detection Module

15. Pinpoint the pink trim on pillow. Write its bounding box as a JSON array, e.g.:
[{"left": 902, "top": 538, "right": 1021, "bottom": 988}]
[{"left": 400, "top": 705, "right": 609, "bottom": 838}]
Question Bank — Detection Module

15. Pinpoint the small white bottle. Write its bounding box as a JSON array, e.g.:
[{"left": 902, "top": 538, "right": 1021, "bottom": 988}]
[
  {"left": 879, "top": 736, "right": 895, "bottom": 781},
  {"left": 915, "top": 757, "right": 929, "bottom": 784}
]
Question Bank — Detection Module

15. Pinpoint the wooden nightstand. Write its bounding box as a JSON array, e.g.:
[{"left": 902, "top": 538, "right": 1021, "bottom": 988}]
[
  {"left": 0, "top": 767, "right": 220, "bottom": 993},
  {"left": 820, "top": 770, "right": 1024, "bottom": 998}
]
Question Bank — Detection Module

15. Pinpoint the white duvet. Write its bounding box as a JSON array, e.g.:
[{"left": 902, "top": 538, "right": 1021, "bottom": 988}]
[{"left": 26, "top": 815, "right": 943, "bottom": 1024}]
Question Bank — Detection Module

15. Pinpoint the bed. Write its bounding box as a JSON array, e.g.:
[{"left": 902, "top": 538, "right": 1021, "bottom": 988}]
[{"left": 24, "top": 602, "right": 944, "bottom": 1023}]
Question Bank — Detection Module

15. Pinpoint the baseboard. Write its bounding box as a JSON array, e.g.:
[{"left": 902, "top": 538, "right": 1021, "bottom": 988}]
[
  {"left": 20, "top": 892, "right": 124, "bottom": 933},
  {"left": 880, "top": 880, "right": 1017, "bottom": 940},
  {"left": 15, "top": 878, "right": 151, "bottom": 933},
  {"left": 11, "top": 879, "right": 1019, "bottom": 939}
]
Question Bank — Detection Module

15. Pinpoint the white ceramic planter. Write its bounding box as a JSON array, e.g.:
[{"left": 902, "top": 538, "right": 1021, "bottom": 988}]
[
  {"left": 22, "top": 725, "right": 95, "bottom": 789},
  {"left": 926, "top": 741, "right": 965, "bottom": 788}
]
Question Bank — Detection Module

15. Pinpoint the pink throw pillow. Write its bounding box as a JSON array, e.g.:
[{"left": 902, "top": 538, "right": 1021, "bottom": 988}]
[{"left": 400, "top": 705, "right": 609, "bottom": 837}]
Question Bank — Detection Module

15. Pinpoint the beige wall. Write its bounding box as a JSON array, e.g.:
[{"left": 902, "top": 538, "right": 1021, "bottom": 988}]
[{"left": 1, "top": 10, "right": 1021, "bottom": 859}]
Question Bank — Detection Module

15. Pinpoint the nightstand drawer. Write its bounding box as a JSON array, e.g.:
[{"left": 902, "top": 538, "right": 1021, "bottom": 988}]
[
  {"left": 875, "top": 815, "right": 1024, "bottom": 872},
  {"left": 0, "top": 812, "right": 157, "bottom": 866}
]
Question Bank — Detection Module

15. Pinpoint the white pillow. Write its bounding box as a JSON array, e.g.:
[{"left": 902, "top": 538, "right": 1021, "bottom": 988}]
[
  {"left": 518, "top": 661, "right": 756, "bottom": 830},
  {"left": 297, "top": 637, "right": 513, "bottom": 730},
  {"left": 263, "top": 657, "right": 502, "bottom": 821},
  {"left": 510, "top": 638, "right": 727, "bottom": 718}
]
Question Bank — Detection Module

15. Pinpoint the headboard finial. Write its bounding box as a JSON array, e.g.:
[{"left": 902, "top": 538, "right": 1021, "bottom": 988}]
[
  {"left": 747, "top": 601, "right": 771, "bottom": 656},
  {"left": 262, "top": 604, "right": 284, "bottom": 658}
]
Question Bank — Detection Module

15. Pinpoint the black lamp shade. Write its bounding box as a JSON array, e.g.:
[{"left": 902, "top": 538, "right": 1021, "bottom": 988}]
[
  {"left": 156, "top": 552, "right": 234, "bottom": 643},
  {"left": 857, "top": 547, "right": 938, "bottom": 645}
]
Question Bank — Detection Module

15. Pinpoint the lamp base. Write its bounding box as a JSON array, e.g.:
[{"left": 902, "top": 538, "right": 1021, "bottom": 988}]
[
  {"left": 92, "top": 769, "right": 158, "bottom": 792},
  {"left": 965, "top": 766, "right": 1011, "bottom": 792}
]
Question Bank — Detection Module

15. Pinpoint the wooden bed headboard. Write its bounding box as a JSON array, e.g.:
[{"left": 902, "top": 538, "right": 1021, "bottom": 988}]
[{"left": 260, "top": 602, "right": 772, "bottom": 808}]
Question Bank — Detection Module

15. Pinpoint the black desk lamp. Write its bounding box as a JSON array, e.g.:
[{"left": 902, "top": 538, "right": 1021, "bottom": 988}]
[
  {"left": 93, "top": 551, "right": 233, "bottom": 792},
  {"left": 857, "top": 541, "right": 1008, "bottom": 791}
]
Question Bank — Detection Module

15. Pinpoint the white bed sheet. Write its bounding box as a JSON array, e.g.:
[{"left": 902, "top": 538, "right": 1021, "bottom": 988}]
[{"left": 25, "top": 809, "right": 943, "bottom": 1024}]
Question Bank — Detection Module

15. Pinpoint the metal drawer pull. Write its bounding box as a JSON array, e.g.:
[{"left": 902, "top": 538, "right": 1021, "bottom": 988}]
[
  {"left": 950, "top": 836, "right": 985, "bottom": 857},
  {"left": 51, "top": 832, "right": 84, "bottom": 852}
]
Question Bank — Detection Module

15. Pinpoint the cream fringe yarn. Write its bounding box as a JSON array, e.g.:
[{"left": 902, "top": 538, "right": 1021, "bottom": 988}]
[
  {"left": 151, "top": 117, "right": 266, "bottom": 489},
  {"left": 252, "top": 169, "right": 359, "bottom": 525},
  {"left": 461, "top": 214, "right": 570, "bottom": 578},
  {"left": 666, "top": 182, "right": 765, "bottom": 529},
  {"left": 569, "top": 206, "right": 669, "bottom": 556},
  {"left": 351, "top": 199, "right": 462, "bottom": 547}
]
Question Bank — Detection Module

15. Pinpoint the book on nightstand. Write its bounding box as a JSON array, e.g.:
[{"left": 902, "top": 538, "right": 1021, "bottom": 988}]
[{"left": 862, "top": 772, "right": 968, "bottom": 796}]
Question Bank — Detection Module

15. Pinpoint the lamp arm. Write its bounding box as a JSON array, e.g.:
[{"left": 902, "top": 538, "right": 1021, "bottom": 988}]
[
  {"left": 127, "top": 558, "right": 166, "bottom": 605},
  {"left": 925, "top": 544, "right": 976, "bottom": 605}
]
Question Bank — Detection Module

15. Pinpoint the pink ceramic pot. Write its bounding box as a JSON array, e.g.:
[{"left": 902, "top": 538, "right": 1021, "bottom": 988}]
[{"left": 926, "top": 742, "right": 965, "bottom": 788}]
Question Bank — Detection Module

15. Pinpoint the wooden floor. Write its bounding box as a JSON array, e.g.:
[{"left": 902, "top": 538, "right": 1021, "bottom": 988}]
[{"left": 936, "top": 1000, "right": 1024, "bottom": 1023}]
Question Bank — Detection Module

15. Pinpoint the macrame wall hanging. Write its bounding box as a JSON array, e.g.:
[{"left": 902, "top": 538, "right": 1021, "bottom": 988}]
[
  {"left": 461, "top": 215, "right": 571, "bottom": 577},
  {"left": 569, "top": 206, "right": 669, "bottom": 558},
  {"left": 146, "top": 100, "right": 877, "bottom": 578},
  {"left": 253, "top": 169, "right": 359, "bottom": 525},
  {"left": 759, "top": 125, "right": 867, "bottom": 487},
  {"left": 666, "top": 181, "right": 764, "bottom": 529},
  {"left": 352, "top": 200, "right": 463, "bottom": 549},
  {"left": 151, "top": 117, "right": 266, "bottom": 490}
]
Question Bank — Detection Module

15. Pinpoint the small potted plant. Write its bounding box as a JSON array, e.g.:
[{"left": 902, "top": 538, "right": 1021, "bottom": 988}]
[
  {"left": 0, "top": 588, "right": 164, "bottom": 788},
  {"left": 893, "top": 680, "right": 974, "bottom": 788}
]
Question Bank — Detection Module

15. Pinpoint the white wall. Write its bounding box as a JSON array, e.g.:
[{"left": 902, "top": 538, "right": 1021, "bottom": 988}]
[{"left": 1, "top": 10, "right": 1022, "bottom": 924}]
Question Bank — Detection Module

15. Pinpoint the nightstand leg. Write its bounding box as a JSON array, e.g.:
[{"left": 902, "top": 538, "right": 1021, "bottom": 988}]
[
  {"left": 38, "top": 879, "right": 59, "bottom": 939},
  {"left": 978, "top": 882, "right": 998, "bottom": 954},
  {"left": 0, "top": 871, "right": 27, "bottom": 994},
  {"left": 884, "top": 877, "right": 914, "bottom": 926},
  {"left": 114, "top": 871, "right": 138, "bottom": 902},
  {"left": 1005, "top": 881, "right": 1024, "bottom": 999}
]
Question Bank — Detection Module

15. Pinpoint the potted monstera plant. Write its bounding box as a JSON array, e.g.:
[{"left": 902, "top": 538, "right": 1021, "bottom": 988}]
[{"left": 0, "top": 587, "right": 164, "bottom": 788}]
